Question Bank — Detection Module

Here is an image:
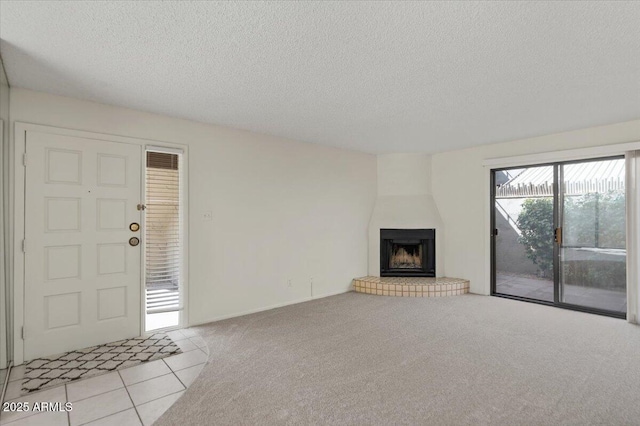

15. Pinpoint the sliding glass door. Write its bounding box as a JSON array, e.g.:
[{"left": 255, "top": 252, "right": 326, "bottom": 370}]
[
  {"left": 491, "top": 156, "right": 626, "bottom": 318},
  {"left": 493, "top": 165, "right": 555, "bottom": 302},
  {"left": 559, "top": 158, "right": 626, "bottom": 313}
]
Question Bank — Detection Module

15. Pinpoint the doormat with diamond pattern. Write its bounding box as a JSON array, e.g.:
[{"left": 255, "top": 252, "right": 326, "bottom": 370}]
[{"left": 21, "top": 333, "right": 182, "bottom": 394}]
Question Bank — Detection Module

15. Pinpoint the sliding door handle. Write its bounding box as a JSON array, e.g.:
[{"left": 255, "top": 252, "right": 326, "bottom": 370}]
[{"left": 554, "top": 227, "right": 562, "bottom": 245}]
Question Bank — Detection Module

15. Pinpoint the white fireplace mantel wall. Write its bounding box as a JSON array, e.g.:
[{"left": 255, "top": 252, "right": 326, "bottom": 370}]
[{"left": 368, "top": 153, "right": 445, "bottom": 277}]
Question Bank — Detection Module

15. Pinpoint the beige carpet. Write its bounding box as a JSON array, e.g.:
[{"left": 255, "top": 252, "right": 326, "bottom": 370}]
[{"left": 157, "top": 292, "right": 640, "bottom": 425}]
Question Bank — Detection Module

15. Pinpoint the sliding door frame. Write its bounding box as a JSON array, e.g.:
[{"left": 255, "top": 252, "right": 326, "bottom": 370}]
[
  {"left": 490, "top": 161, "right": 556, "bottom": 309},
  {"left": 490, "top": 155, "right": 627, "bottom": 319}
]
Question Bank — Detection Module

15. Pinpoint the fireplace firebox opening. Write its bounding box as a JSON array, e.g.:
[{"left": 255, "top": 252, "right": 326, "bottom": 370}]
[{"left": 380, "top": 229, "right": 435, "bottom": 277}]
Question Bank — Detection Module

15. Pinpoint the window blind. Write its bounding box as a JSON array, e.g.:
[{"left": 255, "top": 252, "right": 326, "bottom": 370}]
[{"left": 145, "top": 151, "right": 182, "bottom": 314}]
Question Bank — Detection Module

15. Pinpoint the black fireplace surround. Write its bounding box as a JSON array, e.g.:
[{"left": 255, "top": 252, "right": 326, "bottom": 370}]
[{"left": 380, "top": 229, "right": 435, "bottom": 277}]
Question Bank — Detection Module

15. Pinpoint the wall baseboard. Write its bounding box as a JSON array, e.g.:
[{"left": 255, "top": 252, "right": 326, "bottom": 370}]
[{"left": 187, "top": 289, "right": 353, "bottom": 328}]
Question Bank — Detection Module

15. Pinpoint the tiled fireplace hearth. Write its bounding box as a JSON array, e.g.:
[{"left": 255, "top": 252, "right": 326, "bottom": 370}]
[{"left": 353, "top": 276, "right": 470, "bottom": 297}]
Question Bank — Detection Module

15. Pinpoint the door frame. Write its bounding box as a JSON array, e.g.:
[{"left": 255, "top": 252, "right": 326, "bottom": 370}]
[
  {"left": 0, "top": 119, "right": 7, "bottom": 370},
  {"left": 490, "top": 161, "right": 555, "bottom": 307},
  {"left": 12, "top": 122, "right": 189, "bottom": 365},
  {"left": 490, "top": 156, "right": 627, "bottom": 319}
]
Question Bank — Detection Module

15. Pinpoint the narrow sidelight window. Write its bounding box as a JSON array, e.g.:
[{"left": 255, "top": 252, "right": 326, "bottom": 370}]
[{"left": 145, "top": 150, "right": 183, "bottom": 331}]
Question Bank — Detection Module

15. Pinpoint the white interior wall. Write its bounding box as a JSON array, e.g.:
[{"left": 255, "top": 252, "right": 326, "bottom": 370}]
[
  {"left": 432, "top": 119, "right": 640, "bottom": 295},
  {"left": 7, "top": 88, "right": 638, "bottom": 332},
  {"left": 9, "top": 88, "right": 377, "bottom": 327},
  {"left": 377, "top": 154, "right": 432, "bottom": 196},
  {"left": 368, "top": 154, "right": 445, "bottom": 276}
]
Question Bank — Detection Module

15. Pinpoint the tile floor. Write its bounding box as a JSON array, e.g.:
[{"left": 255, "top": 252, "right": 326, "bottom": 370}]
[{"left": 0, "top": 329, "right": 207, "bottom": 426}]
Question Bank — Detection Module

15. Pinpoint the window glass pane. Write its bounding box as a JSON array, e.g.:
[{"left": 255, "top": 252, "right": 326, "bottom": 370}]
[
  {"left": 560, "top": 158, "right": 626, "bottom": 313},
  {"left": 494, "top": 165, "right": 554, "bottom": 302}
]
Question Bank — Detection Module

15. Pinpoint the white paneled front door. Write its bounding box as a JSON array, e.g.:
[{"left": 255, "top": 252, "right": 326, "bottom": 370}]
[{"left": 24, "top": 130, "right": 142, "bottom": 360}]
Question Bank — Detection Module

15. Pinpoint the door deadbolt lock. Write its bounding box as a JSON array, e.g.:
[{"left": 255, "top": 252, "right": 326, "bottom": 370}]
[
  {"left": 129, "top": 222, "right": 140, "bottom": 232},
  {"left": 129, "top": 237, "right": 140, "bottom": 247}
]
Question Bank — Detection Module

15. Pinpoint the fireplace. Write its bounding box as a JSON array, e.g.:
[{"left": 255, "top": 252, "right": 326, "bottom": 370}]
[{"left": 380, "top": 229, "right": 435, "bottom": 277}]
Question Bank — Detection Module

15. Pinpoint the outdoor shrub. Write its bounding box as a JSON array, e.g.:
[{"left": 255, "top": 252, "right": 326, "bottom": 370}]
[
  {"left": 517, "top": 198, "right": 554, "bottom": 277},
  {"left": 563, "top": 191, "right": 625, "bottom": 249},
  {"left": 516, "top": 191, "right": 625, "bottom": 279}
]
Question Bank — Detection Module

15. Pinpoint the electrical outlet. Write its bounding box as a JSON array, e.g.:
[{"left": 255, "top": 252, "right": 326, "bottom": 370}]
[
  {"left": 203, "top": 211, "right": 213, "bottom": 221},
  {"left": 287, "top": 279, "right": 292, "bottom": 287}
]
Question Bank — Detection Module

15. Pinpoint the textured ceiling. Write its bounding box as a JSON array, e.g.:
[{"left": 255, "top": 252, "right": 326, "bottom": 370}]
[{"left": 1, "top": 1, "right": 639, "bottom": 154}]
